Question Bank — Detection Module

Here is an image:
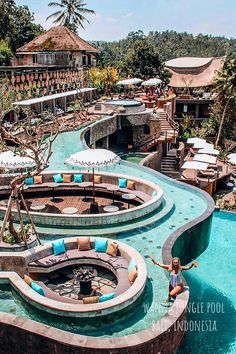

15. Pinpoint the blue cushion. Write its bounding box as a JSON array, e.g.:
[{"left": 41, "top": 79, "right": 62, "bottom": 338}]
[
  {"left": 31, "top": 282, "right": 45, "bottom": 297},
  {"left": 128, "top": 258, "right": 137, "bottom": 273},
  {"left": 73, "top": 174, "right": 83, "bottom": 183},
  {"left": 118, "top": 178, "right": 127, "bottom": 188},
  {"left": 152, "top": 191, "right": 157, "bottom": 197},
  {"left": 52, "top": 239, "right": 66, "bottom": 256},
  {"left": 99, "top": 292, "right": 115, "bottom": 302},
  {"left": 53, "top": 174, "right": 63, "bottom": 183},
  {"left": 25, "top": 177, "right": 34, "bottom": 185},
  {"left": 95, "top": 239, "right": 108, "bottom": 253}
]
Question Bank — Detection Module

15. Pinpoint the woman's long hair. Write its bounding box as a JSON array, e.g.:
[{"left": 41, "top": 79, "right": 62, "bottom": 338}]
[{"left": 168, "top": 257, "right": 182, "bottom": 273}]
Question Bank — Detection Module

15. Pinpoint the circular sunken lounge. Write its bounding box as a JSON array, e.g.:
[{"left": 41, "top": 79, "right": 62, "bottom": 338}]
[
  {"left": 8, "top": 237, "right": 147, "bottom": 318},
  {"left": 0, "top": 171, "right": 163, "bottom": 228}
]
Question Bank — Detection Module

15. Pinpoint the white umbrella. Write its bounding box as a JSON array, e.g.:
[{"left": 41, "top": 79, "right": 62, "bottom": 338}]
[
  {"left": 187, "top": 137, "right": 206, "bottom": 145},
  {"left": 66, "top": 149, "right": 121, "bottom": 203},
  {"left": 198, "top": 147, "right": 220, "bottom": 156},
  {"left": 117, "top": 78, "right": 143, "bottom": 86},
  {"left": 0, "top": 150, "right": 36, "bottom": 170},
  {"left": 182, "top": 161, "right": 209, "bottom": 171},
  {"left": 193, "top": 154, "right": 217, "bottom": 164},
  {"left": 142, "top": 78, "right": 162, "bottom": 86}
]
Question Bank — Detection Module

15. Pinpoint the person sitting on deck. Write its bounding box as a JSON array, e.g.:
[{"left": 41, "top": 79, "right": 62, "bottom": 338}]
[{"left": 148, "top": 256, "right": 198, "bottom": 306}]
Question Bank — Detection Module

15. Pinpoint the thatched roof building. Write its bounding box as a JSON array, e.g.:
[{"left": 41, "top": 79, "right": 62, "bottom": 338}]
[{"left": 165, "top": 56, "right": 225, "bottom": 88}]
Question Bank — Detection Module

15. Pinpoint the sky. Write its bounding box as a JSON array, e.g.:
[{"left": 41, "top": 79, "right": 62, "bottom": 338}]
[{"left": 16, "top": 0, "right": 236, "bottom": 41}]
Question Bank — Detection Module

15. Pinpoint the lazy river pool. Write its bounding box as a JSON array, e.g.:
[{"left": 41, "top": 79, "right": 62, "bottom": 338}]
[
  {"left": 0, "top": 211, "right": 235, "bottom": 353},
  {"left": 0, "top": 126, "right": 212, "bottom": 338}
]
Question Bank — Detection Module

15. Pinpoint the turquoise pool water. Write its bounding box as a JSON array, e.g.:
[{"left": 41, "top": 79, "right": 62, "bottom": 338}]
[
  {"left": 0, "top": 126, "right": 212, "bottom": 340},
  {"left": 178, "top": 211, "right": 236, "bottom": 354},
  {"left": 105, "top": 99, "right": 141, "bottom": 107},
  {"left": 1, "top": 211, "right": 235, "bottom": 351},
  {"left": 121, "top": 153, "right": 147, "bottom": 164}
]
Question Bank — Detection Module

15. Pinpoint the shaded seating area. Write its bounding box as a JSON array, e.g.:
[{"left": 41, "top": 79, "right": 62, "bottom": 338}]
[{"left": 0, "top": 172, "right": 156, "bottom": 214}]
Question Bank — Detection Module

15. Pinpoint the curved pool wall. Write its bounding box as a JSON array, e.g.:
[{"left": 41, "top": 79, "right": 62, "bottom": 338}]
[
  {"left": 178, "top": 211, "right": 236, "bottom": 354},
  {"left": 0, "top": 122, "right": 215, "bottom": 353}
]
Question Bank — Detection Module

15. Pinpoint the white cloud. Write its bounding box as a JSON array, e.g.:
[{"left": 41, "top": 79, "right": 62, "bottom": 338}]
[
  {"left": 105, "top": 16, "right": 118, "bottom": 23},
  {"left": 124, "top": 12, "right": 134, "bottom": 18}
]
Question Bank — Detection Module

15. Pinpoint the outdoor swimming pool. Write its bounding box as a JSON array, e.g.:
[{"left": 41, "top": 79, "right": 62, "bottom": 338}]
[
  {"left": 178, "top": 211, "right": 236, "bottom": 354},
  {"left": 0, "top": 126, "right": 213, "bottom": 337},
  {"left": 104, "top": 99, "right": 142, "bottom": 107},
  {"left": 121, "top": 153, "right": 147, "bottom": 164}
]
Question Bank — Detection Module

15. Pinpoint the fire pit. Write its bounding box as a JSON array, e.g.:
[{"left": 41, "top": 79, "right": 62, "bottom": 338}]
[{"left": 73, "top": 266, "right": 97, "bottom": 295}]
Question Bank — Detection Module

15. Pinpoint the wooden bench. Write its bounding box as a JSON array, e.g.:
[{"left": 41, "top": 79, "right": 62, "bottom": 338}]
[{"left": 23, "top": 182, "right": 152, "bottom": 204}]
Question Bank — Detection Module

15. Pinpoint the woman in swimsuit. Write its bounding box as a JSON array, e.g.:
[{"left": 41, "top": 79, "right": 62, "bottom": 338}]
[{"left": 148, "top": 256, "right": 198, "bottom": 302}]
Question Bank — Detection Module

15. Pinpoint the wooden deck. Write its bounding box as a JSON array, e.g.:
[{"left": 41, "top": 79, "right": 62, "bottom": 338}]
[{"left": 21, "top": 195, "right": 130, "bottom": 215}]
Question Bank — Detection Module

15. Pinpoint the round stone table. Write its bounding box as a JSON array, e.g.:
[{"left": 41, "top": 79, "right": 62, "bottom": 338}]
[
  {"left": 107, "top": 185, "right": 119, "bottom": 204},
  {"left": 122, "top": 193, "right": 136, "bottom": 209},
  {"left": 78, "top": 182, "right": 91, "bottom": 201},
  {"left": 30, "top": 203, "right": 46, "bottom": 212},
  {"left": 103, "top": 205, "right": 119, "bottom": 213},
  {"left": 46, "top": 182, "right": 60, "bottom": 201},
  {"left": 62, "top": 207, "right": 78, "bottom": 215}
]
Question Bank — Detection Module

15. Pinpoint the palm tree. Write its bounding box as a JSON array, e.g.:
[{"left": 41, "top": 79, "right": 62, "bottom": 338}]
[
  {"left": 47, "top": 0, "right": 95, "bottom": 32},
  {"left": 213, "top": 56, "right": 236, "bottom": 146}
]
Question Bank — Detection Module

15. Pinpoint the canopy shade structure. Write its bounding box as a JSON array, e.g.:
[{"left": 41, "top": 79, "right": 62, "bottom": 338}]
[
  {"left": 117, "top": 78, "right": 143, "bottom": 86},
  {"left": 193, "top": 154, "right": 217, "bottom": 164},
  {"left": 0, "top": 151, "right": 36, "bottom": 170},
  {"left": 198, "top": 147, "right": 220, "bottom": 156},
  {"left": 66, "top": 149, "right": 121, "bottom": 206},
  {"left": 13, "top": 88, "right": 96, "bottom": 107},
  {"left": 187, "top": 137, "right": 206, "bottom": 144},
  {"left": 193, "top": 141, "right": 213, "bottom": 149},
  {"left": 141, "top": 78, "right": 162, "bottom": 86},
  {"left": 182, "top": 161, "right": 209, "bottom": 171}
]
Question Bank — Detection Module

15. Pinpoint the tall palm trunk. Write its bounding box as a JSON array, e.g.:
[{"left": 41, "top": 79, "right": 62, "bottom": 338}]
[{"left": 215, "top": 99, "right": 229, "bottom": 147}]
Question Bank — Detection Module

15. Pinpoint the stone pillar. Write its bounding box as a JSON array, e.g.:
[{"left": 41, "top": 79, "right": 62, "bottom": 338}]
[{"left": 103, "top": 136, "right": 109, "bottom": 149}]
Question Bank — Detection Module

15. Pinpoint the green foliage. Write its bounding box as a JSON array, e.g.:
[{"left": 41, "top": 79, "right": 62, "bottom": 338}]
[
  {"left": 120, "top": 39, "right": 165, "bottom": 80},
  {"left": 3, "top": 223, "right": 33, "bottom": 245},
  {"left": 212, "top": 54, "right": 236, "bottom": 145},
  {"left": 94, "top": 30, "right": 236, "bottom": 73},
  {"left": 0, "top": 1, "right": 44, "bottom": 53},
  {"left": 0, "top": 40, "right": 13, "bottom": 66},
  {"left": 89, "top": 67, "right": 119, "bottom": 95},
  {"left": 147, "top": 31, "right": 235, "bottom": 61}
]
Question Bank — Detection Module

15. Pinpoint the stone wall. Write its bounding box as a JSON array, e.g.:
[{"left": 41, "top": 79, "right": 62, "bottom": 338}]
[
  {"left": 90, "top": 116, "right": 117, "bottom": 145},
  {"left": 171, "top": 215, "right": 213, "bottom": 265},
  {"left": 141, "top": 144, "right": 163, "bottom": 171}
]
